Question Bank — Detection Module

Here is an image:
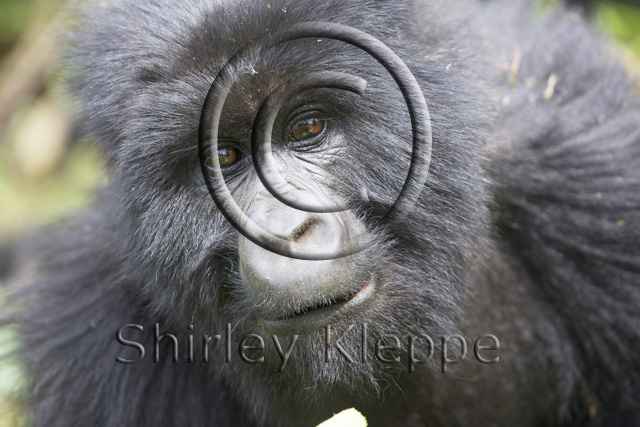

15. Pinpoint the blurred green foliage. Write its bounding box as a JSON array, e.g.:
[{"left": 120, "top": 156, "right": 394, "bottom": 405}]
[
  {"left": 0, "top": 0, "right": 33, "bottom": 55},
  {"left": 0, "top": 139, "right": 104, "bottom": 238},
  {"left": 596, "top": 2, "right": 640, "bottom": 56}
]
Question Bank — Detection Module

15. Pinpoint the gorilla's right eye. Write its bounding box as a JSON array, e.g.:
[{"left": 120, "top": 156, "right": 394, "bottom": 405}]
[
  {"left": 217, "top": 147, "right": 240, "bottom": 167},
  {"left": 289, "top": 118, "right": 326, "bottom": 141}
]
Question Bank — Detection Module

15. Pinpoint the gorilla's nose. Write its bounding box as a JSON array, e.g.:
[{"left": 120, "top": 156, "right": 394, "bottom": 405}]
[
  {"left": 238, "top": 194, "right": 363, "bottom": 317},
  {"left": 255, "top": 204, "right": 345, "bottom": 250}
]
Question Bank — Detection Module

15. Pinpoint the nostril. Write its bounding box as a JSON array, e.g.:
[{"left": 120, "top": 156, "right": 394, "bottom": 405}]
[{"left": 290, "top": 219, "right": 317, "bottom": 242}]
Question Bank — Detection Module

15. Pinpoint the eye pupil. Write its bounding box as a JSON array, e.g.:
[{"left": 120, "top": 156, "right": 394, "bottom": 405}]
[
  {"left": 217, "top": 147, "right": 239, "bottom": 167},
  {"left": 290, "top": 118, "right": 325, "bottom": 141}
]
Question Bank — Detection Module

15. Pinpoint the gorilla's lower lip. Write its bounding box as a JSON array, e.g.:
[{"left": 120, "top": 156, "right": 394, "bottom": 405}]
[
  {"left": 259, "top": 274, "right": 377, "bottom": 332},
  {"left": 281, "top": 277, "right": 373, "bottom": 321}
]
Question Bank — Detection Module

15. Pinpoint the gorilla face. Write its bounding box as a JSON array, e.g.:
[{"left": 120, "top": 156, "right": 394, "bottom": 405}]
[
  {"left": 71, "top": 0, "right": 491, "bottom": 406},
  {"left": 211, "top": 72, "right": 385, "bottom": 333}
]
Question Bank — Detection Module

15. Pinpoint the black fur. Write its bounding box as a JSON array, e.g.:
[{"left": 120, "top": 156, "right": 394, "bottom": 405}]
[{"left": 3, "top": 0, "right": 640, "bottom": 426}]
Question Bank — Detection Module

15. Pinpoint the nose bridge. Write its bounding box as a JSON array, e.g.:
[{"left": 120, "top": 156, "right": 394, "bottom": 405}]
[
  {"left": 262, "top": 197, "right": 317, "bottom": 241},
  {"left": 256, "top": 149, "right": 343, "bottom": 213},
  {"left": 246, "top": 148, "right": 337, "bottom": 230},
  {"left": 247, "top": 184, "right": 342, "bottom": 244}
]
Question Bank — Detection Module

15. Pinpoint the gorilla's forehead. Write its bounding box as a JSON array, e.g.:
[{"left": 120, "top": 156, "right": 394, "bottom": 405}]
[
  {"left": 70, "top": 0, "right": 478, "bottom": 159},
  {"left": 162, "top": 0, "right": 411, "bottom": 82}
]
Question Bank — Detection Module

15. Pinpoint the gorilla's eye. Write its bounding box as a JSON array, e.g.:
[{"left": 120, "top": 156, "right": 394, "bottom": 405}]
[
  {"left": 289, "top": 118, "right": 326, "bottom": 141},
  {"left": 217, "top": 147, "right": 240, "bottom": 167}
]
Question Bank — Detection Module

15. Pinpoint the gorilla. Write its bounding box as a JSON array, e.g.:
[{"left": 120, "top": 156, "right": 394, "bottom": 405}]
[{"left": 3, "top": 0, "right": 640, "bottom": 426}]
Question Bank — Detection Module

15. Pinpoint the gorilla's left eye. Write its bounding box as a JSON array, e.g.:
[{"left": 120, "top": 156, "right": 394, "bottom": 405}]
[
  {"left": 217, "top": 147, "right": 240, "bottom": 167},
  {"left": 289, "top": 118, "right": 326, "bottom": 141}
]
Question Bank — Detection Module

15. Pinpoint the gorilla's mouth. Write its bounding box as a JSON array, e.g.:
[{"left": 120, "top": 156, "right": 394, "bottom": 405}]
[
  {"left": 259, "top": 274, "right": 377, "bottom": 332},
  {"left": 280, "top": 277, "right": 374, "bottom": 321}
]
